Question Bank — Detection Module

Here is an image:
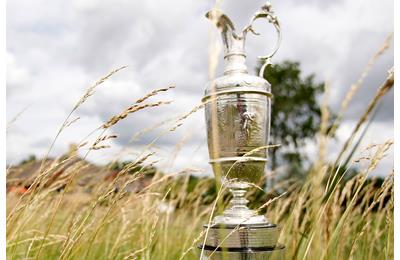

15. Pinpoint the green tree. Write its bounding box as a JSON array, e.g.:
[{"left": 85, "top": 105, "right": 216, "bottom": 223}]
[
  {"left": 259, "top": 60, "right": 325, "bottom": 177},
  {"left": 19, "top": 154, "right": 37, "bottom": 165}
]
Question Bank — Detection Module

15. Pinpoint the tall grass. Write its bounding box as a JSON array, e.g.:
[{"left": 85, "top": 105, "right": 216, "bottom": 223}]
[{"left": 6, "top": 29, "right": 394, "bottom": 260}]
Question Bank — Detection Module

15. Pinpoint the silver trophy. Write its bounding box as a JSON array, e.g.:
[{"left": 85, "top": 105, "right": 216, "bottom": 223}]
[{"left": 200, "top": 2, "right": 284, "bottom": 259}]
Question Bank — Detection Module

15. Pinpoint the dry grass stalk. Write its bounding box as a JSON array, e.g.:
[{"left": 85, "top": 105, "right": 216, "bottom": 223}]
[
  {"left": 335, "top": 67, "right": 394, "bottom": 165},
  {"left": 130, "top": 117, "right": 175, "bottom": 142},
  {"left": 65, "top": 116, "right": 80, "bottom": 128},
  {"left": 258, "top": 191, "right": 288, "bottom": 211},
  {"left": 135, "top": 85, "right": 175, "bottom": 104},
  {"left": 102, "top": 85, "right": 174, "bottom": 129},
  {"left": 103, "top": 101, "right": 173, "bottom": 129},
  {"left": 6, "top": 104, "right": 32, "bottom": 131},
  {"left": 169, "top": 101, "right": 205, "bottom": 132},
  {"left": 90, "top": 134, "right": 117, "bottom": 150},
  {"left": 75, "top": 66, "right": 127, "bottom": 109}
]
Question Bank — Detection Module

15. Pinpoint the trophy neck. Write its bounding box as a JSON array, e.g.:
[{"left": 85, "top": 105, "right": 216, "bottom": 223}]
[
  {"left": 223, "top": 53, "right": 248, "bottom": 75},
  {"left": 222, "top": 34, "right": 248, "bottom": 75}
]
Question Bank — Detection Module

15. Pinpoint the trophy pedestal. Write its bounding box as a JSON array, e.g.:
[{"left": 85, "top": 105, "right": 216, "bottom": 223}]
[
  {"left": 200, "top": 223, "right": 284, "bottom": 260},
  {"left": 198, "top": 182, "right": 285, "bottom": 259}
]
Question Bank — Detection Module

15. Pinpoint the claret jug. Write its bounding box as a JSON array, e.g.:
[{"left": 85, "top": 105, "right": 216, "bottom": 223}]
[{"left": 200, "top": 2, "right": 285, "bottom": 259}]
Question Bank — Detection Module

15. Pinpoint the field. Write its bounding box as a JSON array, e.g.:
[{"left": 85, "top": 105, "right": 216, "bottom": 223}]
[{"left": 6, "top": 39, "right": 394, "bottom": 260}]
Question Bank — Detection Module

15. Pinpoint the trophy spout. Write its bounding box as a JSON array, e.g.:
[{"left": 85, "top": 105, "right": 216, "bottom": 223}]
[{"left": 206, "top": 10, "right": 248, "bottom": 74}]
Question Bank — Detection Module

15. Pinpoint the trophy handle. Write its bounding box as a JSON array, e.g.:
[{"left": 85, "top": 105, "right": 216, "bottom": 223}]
[{"left": 243, "top": 2, "right": 282, "bottom": 77}]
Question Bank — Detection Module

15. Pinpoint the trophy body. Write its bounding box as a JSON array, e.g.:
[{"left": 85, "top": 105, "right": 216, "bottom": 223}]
[{"left": 200, "top": 3, "right": 284, "bottom": 259}]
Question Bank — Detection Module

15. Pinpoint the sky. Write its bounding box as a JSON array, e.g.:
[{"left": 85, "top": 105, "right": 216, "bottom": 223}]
[{"left": 6, "top": 0, "right": 393, "bottom": 177}]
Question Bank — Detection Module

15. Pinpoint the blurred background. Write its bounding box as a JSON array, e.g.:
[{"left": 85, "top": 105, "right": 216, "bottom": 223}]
[{"left": 6, "top": 0, "right": 393, "bottom": 178}]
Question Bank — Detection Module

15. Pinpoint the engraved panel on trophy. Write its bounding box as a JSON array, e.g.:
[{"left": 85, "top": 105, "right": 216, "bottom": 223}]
[{"left": 205, "top": 93, "right": 270, "bottom": 160}]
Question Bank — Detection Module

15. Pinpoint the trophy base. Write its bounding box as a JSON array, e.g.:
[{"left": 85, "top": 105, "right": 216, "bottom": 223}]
[
  {"left": 199, "top": 223, "right": 284, "bottom": 260},
  {"left": 200, "top": 245, "right": 285, "bottom": 260}
]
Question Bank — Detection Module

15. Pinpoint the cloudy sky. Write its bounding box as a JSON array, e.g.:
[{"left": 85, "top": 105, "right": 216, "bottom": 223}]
[{"left": 7, "top": 0, "right": 393, "bottom": 177}]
